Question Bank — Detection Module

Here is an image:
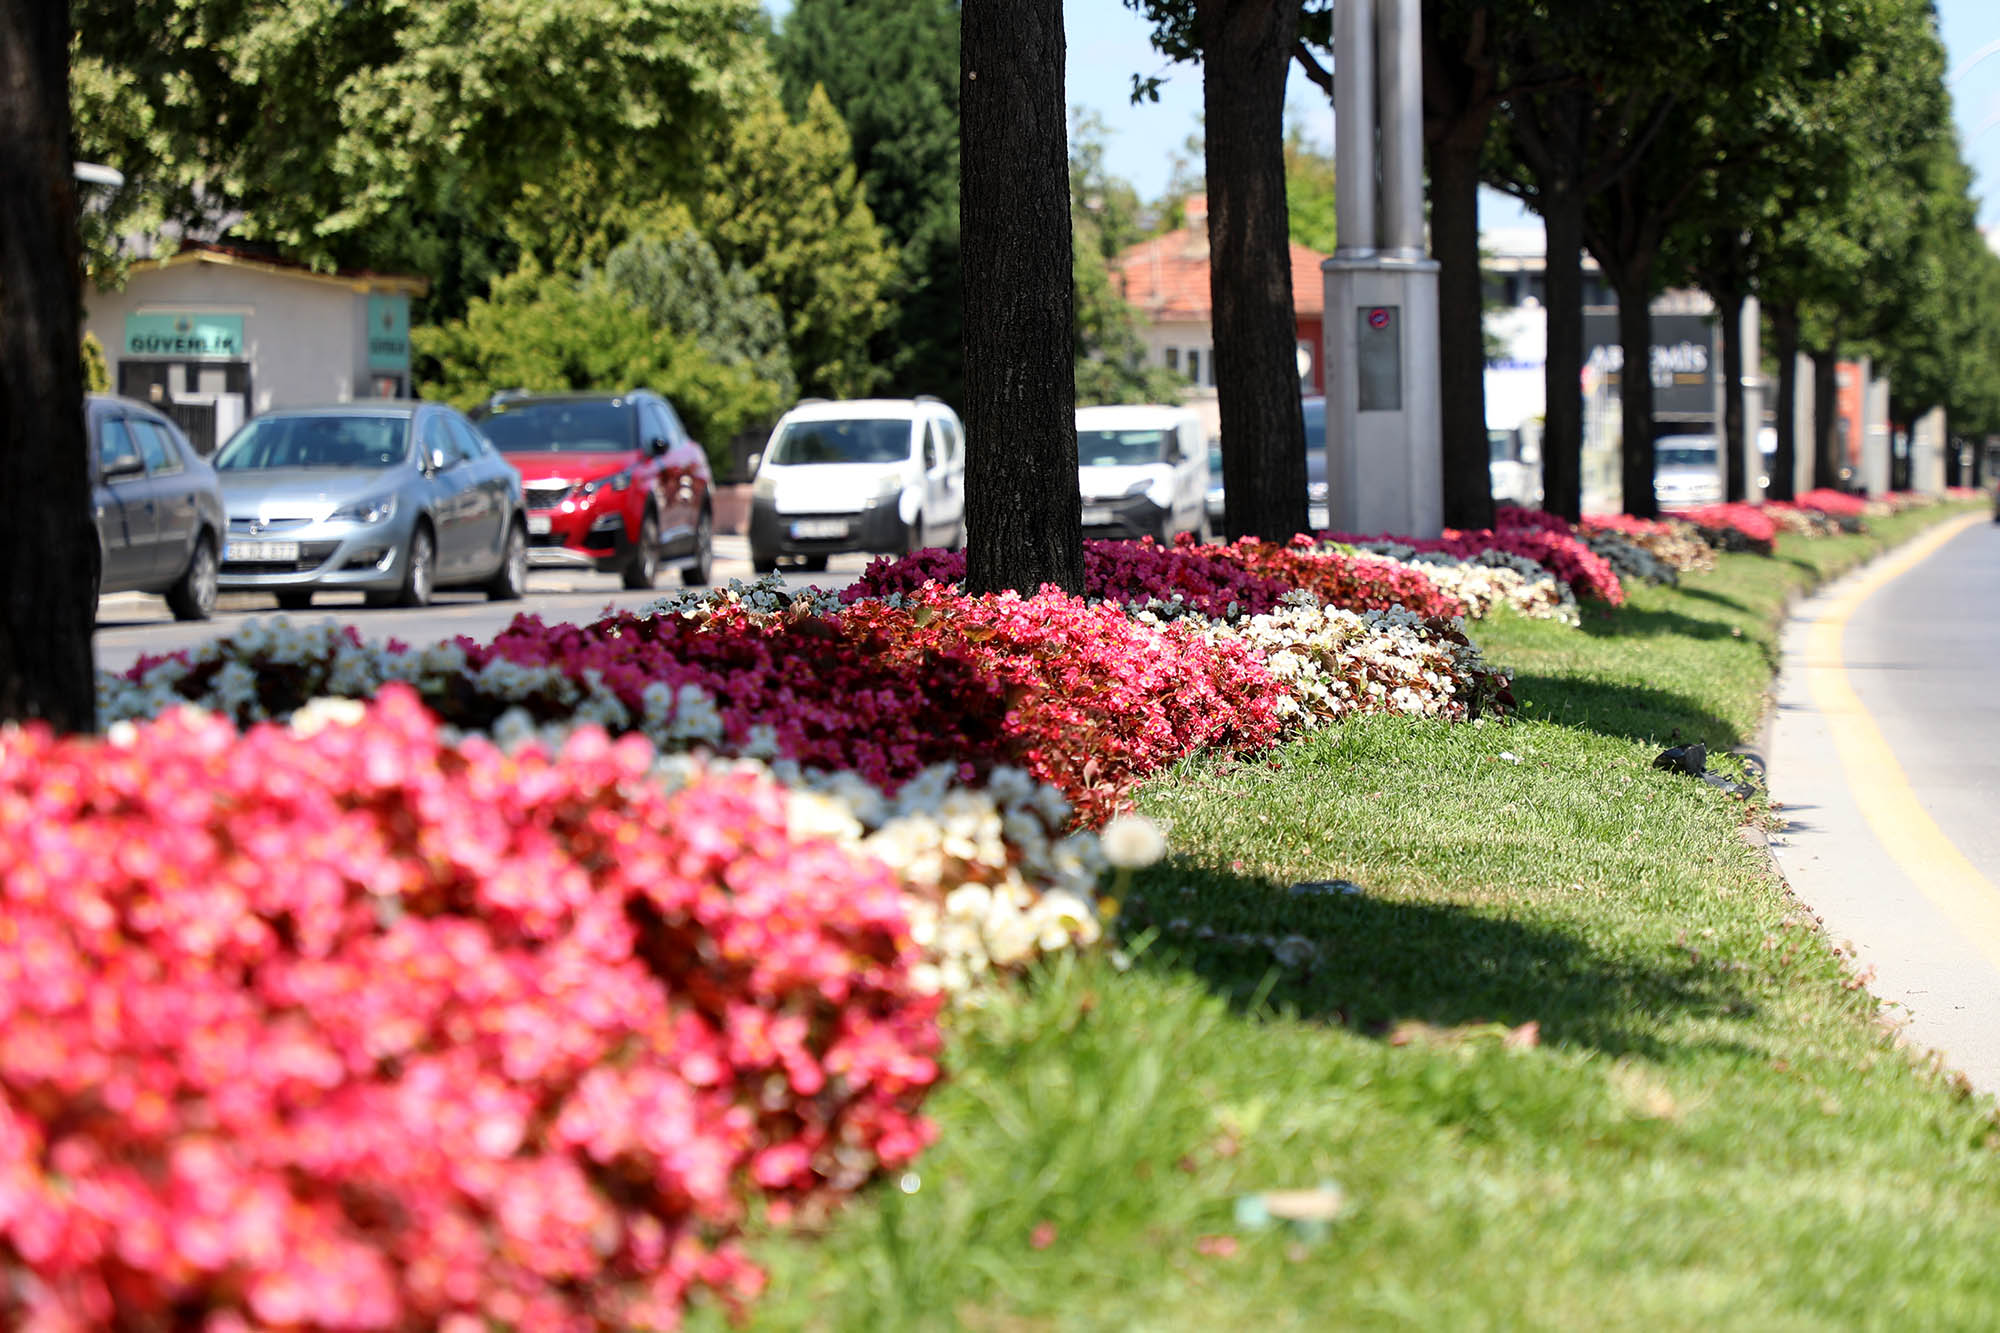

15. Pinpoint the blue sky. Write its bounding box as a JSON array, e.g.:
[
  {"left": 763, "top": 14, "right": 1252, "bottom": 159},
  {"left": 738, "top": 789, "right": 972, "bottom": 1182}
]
[{"left": 769, "top": 2, "right": 2000, "bottom": 230}]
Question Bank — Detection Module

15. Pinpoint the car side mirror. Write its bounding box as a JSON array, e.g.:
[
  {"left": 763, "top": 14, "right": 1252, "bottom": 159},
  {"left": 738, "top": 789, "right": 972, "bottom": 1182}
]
[
  {"left": 103, "top": 452, "right": 145, "bottom": 480},
  {"left": 647, "top": 436, "right": 668, "bottom": 457},
  {"left": 429, "top": 447, "right": 449, "bottom": 473},
  {"left": 745, "top": 451, "right": 761, "bottom": 475}
]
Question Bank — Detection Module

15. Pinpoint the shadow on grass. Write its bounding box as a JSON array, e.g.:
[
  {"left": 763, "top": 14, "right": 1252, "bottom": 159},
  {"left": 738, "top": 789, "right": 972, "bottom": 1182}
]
[
  {"left": 1675, "top": 586, "right": 1755, "bottom": 615},
  {"left": 1509, "top": 671, "right": 1749, "bottom": 749},
  {"left": 1580, "top": 603, "right": 1747, "bottom": 644},
  {"left": 1118, "top": 865, "right": 1755, "bottom": 1062}
]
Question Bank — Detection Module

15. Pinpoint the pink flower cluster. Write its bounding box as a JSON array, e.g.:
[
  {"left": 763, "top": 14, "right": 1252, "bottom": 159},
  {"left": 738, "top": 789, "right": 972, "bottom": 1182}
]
[
  {"left": 0, "top": 689, "right": 940, "bottom": 1330},
  {"left": 1329, "top": 514, "right": 1625, "bottom": 606},
  {"left": 1679, "top": 502, "right": 1778, "bottom": 554},
  {"left": 842, "top": 586, "right": 1286, "bottom": 824},
  {"left": 848, "top": 536, "right": 1462, "bottom": 621},
  {"left": 1795, "top": 488, "right": 1868, "bottom": 521}
]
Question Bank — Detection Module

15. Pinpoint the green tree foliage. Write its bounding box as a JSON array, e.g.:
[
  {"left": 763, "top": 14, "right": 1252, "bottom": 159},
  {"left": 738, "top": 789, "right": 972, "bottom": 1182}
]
[
  {"left": 413, "top": 266, "right": 785, "bottom": 472},
  {"left": 774, "top": 0, "right": 962, "bottom": 403},
  {"left": 71, "top": 0, "right": 768, "bottom": 312},
  {"left": 80, "top": 333, "right": 109, "bottom": 394},
  {"left": 1070, "top": 111, "right": 1185, "bottom": 406},
  {"left": 697, "top": 85, "right": 896, "bottom": 401},
  {"left": 1283, "top": 124, "right": 1337, "bottom": 255}
]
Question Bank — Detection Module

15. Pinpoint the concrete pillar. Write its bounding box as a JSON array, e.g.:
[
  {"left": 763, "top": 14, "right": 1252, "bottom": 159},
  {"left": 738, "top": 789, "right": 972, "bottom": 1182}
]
[
  {"left": 1740, "top": 296, "right": 1764, "bottom": 495},
  {"left": 1860, "top": 362, "right": 1890, "bottom": 495},
  {"left": 1793, "top": 351, "right": 1815, "bottom": 498}
]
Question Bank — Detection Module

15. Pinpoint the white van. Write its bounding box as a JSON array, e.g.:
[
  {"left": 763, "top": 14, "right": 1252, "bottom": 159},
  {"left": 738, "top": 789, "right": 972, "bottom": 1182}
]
[
  {"left": 1074, "top": 404, "right": 1209, "bottom": 543},
  {"left": 748, "top": 397, "right": 965, "bottom": 572}
]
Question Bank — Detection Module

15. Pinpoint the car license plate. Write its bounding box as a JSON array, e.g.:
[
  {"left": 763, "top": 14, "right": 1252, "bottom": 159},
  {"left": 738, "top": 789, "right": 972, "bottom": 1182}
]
[
  {"left": 225, "top": 540, "right": 300, "bottom": 562},
  {"left": 527, "top": 514, "right": 552, "bottom": 535},
  {"left": 1081, "top": 507, "right": 1112, "bottom": 524},
  {"left": 790, "top": 519, "right": 849, "bottom": 540}
]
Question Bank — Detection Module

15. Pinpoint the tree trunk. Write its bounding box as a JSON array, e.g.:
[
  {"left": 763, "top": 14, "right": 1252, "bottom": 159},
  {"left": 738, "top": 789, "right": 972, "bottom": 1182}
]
[
  {"left": 0, "top": 0, "right": 96, "bottom": 730},
  {"left": 1430, "top": 134, "right": 1491, "bottom": 530},
  {"left": 1540, "top": 170, "right": 1585, "bottom": 522},
  {"left": 1613, "top": 272, "right": 1657, "bottom": 519},
  {"left": 960, "top": 0, "right": 1080, "bottom": 594},
  {"left": 1810, "top": 344, "right": 1840, "bottom": 492},
  {"left": 1198, "top": 0, "right": 1306, "bottom": 541},
  {"left": 1716, "top": 282, "right": 1746, "bottom": 503},
  {"left": 1768, "top": 302, "right": 1798, "bottom": 503}
]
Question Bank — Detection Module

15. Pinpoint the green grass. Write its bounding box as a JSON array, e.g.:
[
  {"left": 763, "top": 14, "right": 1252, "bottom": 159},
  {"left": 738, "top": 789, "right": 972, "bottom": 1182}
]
[{"left": 701, "top": 503, "right": 2000, "bottom": 1332}]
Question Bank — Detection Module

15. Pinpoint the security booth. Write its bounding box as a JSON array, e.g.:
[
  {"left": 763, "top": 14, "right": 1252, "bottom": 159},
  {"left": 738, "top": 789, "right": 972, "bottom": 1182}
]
[{"left": 82, "top": 242, "right": 427, "bottom": 455}]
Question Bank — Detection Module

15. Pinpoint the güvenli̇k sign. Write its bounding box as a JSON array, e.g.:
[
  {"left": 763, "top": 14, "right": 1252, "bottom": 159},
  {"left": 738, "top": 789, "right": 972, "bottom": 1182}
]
[{"left": 123, "top": 312, "right": 243, "bottom": 359}]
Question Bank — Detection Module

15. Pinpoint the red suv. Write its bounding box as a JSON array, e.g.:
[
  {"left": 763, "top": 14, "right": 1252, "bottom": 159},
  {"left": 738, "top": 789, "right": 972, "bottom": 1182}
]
[{"left": 471, "top": 391, "right": 713, "bottom": 588}]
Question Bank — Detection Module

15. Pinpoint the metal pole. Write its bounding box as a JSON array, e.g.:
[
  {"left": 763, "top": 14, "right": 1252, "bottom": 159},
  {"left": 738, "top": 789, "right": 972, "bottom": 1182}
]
[
  {"left": 1377, "top": 0, "right": 1425, "bottom": 259},
  {"left": 1334, "top": 0, "right": 1376, "bottom": 257}
]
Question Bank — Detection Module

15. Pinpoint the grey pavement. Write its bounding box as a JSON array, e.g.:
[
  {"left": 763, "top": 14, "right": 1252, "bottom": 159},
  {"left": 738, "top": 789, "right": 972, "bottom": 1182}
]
[
  {"left": 1768, "top": 515, "right": 2000, "bottom": 1098},
  {"left": 93, "top": 535, "right": 871, "bottom": 675}
]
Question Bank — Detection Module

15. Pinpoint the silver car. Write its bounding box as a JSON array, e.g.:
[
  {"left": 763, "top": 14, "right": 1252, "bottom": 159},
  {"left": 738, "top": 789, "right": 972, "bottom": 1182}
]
[
  {"left": 90, "top": 394, "right": 226, "bottom": 620},
  {"left": 211, "top": 402, "right": 527, "bottom": 610}
]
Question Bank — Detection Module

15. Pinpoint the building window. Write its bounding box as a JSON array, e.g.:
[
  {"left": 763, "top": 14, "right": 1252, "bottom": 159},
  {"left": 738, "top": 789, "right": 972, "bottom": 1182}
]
[
  {"left": 1165, "top": 347, "right": 1180, "bottom": 372},
  {"left": 1188, "top": 349, "right": 1202, "bottom": 384}
]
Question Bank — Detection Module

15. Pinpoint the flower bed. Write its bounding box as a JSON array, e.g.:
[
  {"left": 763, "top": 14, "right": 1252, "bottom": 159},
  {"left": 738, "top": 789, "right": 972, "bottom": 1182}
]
[
  {"left": 1677, "top": 502, "right": 1777, "bottom": 555},
  {"left": 1330, "top": 523, "right": 1625, "bottom": 605},
  {"left": 0, "top": 690, "right": 941, "bottom": 1329}
]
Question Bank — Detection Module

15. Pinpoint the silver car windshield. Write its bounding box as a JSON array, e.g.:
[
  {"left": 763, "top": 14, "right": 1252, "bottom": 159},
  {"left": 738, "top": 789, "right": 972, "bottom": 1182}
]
[
  {"left": 1657, "top": 445, "right": 1717, "bottom": 469},
  {"left": 769, "top": 419, "right": 912, "bottom": 465},
  {"left": 214, "top": 415, "right": 410, "bottom": 470}
]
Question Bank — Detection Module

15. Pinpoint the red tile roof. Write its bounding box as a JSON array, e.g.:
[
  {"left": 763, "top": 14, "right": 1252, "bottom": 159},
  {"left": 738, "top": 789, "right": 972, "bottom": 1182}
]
[{"left": 1114, "top": 226, "right": 1328, "bottom": 321}]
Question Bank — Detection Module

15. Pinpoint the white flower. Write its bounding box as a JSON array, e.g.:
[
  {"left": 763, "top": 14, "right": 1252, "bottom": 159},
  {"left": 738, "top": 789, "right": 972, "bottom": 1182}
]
[
  {"left": 1100, "top": 813, "right": 1167, "bottom": 868},
  {"left": 289, "top": 696, "right": 369, "bottom": 738}
]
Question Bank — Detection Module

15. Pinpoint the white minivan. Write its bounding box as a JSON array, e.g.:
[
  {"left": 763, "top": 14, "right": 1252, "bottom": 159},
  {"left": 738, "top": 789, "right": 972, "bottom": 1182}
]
[
  {"left": 748, "top": 397, "right": 965, "bottom": 572},
  {"left": 1074, "top": 403, "right": 1209, "bottom": 543}
]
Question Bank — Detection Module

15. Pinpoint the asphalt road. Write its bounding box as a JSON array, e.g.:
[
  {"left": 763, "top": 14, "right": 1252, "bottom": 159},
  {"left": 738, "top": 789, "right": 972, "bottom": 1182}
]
[
  {"left": 94, "top": 535, "right": 870, "bottom": 675},
  {"left": 1769, "top": 513, "right": 2000, "bottom": 1097}
]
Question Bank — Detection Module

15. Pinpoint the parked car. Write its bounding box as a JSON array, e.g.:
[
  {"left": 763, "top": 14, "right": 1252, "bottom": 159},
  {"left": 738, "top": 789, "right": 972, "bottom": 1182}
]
[
  {"left": 470, "top": 390, "right": 714, "bottom": 589},
  {"left": 1203, "top": 396, "right": 1328, "bottom": 535},
  {"left": 1654, "top": 433, "right": 1723, "bottom": 508},
  {"left": 90, "top": 393, "right": 225, "bottom": 620},
  {"left": 748, "top": 397, "right": 965, "bottom": 572},
  {"left": 211, "top": 402, "right": 527, "bottom": 610},
  {"left": 1075, "top": 403, "right": 1209, "bottom": 542}
]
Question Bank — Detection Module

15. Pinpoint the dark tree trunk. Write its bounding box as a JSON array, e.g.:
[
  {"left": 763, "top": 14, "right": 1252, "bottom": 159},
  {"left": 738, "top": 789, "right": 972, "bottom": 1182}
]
[
  {"left": 1612, "top": 273, "right": 1658, "bottom": 519},
  {"left": 960, "top": 0, "right": 1080, "bottom": 594},
  {"left": 1716, "top": 282, "right": 1746, "bottom": 503},
  {"left": 1810, "top": 343, "right": 1840, "bottom": 492},
  {"left": 1540, "top": 170, "right": 1585, "bottom": 522},
  {"left": 1945, "top": 434, "right": 1962, "bottom": 489},
  {"left": 1430, "top": 134, "right": 1492, "bottom": 530},
  {"left": 1198, "top": 0, "right": 1306, "bottom": 541},
  {"left": 1768, "top": 302, "right": 1799, "bottom": 502},
  {"left": 1, "top": 0, "right": 95, "bottom": 730}
]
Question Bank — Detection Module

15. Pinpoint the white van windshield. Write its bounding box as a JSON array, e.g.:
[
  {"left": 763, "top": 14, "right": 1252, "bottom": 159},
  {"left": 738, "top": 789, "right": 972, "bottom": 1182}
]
[
  {"left": 769, "top": 418, "right": 913, "bottom": 465},
  {"left": 1078, "top": 428, "right": 1171, "bottom": 466}
]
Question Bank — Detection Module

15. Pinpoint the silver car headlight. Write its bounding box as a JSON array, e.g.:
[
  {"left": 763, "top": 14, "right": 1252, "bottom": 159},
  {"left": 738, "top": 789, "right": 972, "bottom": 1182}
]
[{"left": 330, "top": 493, "right": 398, "bottom": 525}]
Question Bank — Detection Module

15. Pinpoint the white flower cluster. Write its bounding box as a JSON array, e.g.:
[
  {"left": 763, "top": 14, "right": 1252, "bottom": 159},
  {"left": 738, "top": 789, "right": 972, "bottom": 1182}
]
[
  {"left": 1343, "top": 543, "right": 1581, "bottom": 625},
  {"left": 97, "top": 616, "right": 729, "bottom": 750},
  {"left": 1226, "top": 594, "right": 1494, "bottom": 728},
  {"left": 655, "top": 755, "right": 1109, "bottom": 1000},
  {"left": 638, "top": 574, "right": 847, "bottom": 623}
]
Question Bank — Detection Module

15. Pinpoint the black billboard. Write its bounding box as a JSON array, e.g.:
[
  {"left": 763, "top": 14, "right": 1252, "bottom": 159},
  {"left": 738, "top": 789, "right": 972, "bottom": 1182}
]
[{"left": 1583, "top": 312, "right": 1718, "bottom": 421}]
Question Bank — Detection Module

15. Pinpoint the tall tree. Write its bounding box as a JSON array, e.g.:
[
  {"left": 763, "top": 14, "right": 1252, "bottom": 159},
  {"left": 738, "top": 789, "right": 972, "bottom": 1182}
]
[
  {"left": 2, "top": 0, "right": 95, "bottom": 729},
  {"left": 775, "top": 0, "right": 964, "bottom": 404},
  {"left": 696, "top": 84, "right": 896, "bottom": 399},
  {"left": 71, "top": 0, "right": 766, "bottom": 315},
  {"left": 960, "top": 0, "right": 1081, "bottom": 594}
]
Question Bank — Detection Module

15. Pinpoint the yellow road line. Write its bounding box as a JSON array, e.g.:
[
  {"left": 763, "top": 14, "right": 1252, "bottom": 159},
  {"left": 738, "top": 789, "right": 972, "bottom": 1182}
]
[{"left": 1800, "top": 512, "right": 2000, "bottom": 972}]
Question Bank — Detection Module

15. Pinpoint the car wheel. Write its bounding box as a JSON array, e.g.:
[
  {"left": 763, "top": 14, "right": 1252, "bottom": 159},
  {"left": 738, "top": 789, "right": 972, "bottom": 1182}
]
[
  {"left": 799, "top": 554, "right": 829, "bottom": 572},
  {"left": 905, "top": 511, "right": 925, "bottom": 555},
  {"left": 679, "top": 508, "right": 713, "bottom": 586},
  {"left": 622, "top": 511, "right": 660, "bottom": 590},
  {"left": 752, "top": 552, "right": 778, "bottom": 575},
  {"left": 388, "top": 524, "right": 434, "bottom": 608},
  {"left": 275, "top": 590, "right": 314, "bottom": 612},
  {"left": 485, "top": 519, "right": 528, "bottom": 601},
  {"left": 166, "top": 534, "right": 218, "bottom": 621}
]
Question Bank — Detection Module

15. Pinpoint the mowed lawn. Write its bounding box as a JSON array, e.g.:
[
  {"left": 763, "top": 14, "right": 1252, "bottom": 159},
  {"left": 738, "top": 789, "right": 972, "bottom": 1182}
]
[{"left": 706, "top": 504, "right": 2000, "bottom": 1333}]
